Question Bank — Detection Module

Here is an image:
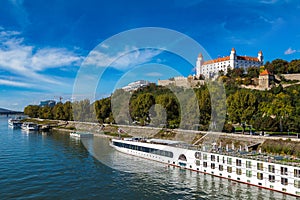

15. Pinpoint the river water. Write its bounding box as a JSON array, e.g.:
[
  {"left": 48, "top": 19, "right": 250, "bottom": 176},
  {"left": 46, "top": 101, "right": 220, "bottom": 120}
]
[{"left": 0, "top": 116, "right": 295, "bottom": 199}]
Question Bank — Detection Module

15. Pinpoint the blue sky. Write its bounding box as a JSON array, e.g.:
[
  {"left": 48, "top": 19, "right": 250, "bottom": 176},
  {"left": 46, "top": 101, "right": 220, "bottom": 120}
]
[{"left": 0, "top": 0, "right": 300, "bottom": 111}]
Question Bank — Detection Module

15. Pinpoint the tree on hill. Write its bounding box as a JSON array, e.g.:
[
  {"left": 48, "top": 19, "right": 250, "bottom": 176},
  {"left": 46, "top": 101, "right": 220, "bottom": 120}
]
[{"left": 227, "top": 90, "right": 258, "bottom": 133}]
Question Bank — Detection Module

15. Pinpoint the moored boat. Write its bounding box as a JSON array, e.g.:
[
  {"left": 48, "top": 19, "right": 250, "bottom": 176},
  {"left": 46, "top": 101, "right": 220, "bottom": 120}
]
[
  {"left": 21, "top": 122, "right": 39, "bottom": 131},
  {"left": 110, "top": 137, "right": 300, "bottom": 197},
  {"left": 8, "top": 118, "right": 23, "bottom": 128},
  {"left": 70, "top": 132, "right": 93, "bottom": 138}
]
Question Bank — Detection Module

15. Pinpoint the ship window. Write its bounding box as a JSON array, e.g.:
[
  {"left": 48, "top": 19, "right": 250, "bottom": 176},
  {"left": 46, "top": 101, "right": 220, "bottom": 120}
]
[
  {"left": 246, "top": 161, "right": 251, "bottom": 168},
  {"left": 227, "top": 157, "right": 232, "bottom": 165},
  {"left": 294, "top": 169, "right": 300, "bottom": 178},
  {"left": 195, "top": 152, "right": 201, "bottom": 159},
  {"left": 269, "top": 175, "right": 275, "bottom": 183},
  {"left": 257, "top": 172, "right": 263, "bottom": 180},
  {"left": 246, "top": 170, "right": 252, "bottom": 177},
  {"left": 112, "top": 141, "right": 173, "bottom": 158},
  {"left": 217, "top": 156, "right": 219, "bottom": 162},
  {"left": 178, "top": 154, "right": 187, "bottom": 161},
  {"left": 211, "top": 163, "right": 215, "bottom": 169},
  {"left": 196, "top": 160, "right": 200, "bottom": 166},
  {"left": 281, "top": 167, "right": 288, "bottom": 175},
  {"left": 236, "top": 168, "right": 242, "bottom": 175},
  {"left": 294, "top": 180, "right": 300, "bottom": 188},
  {"left": 268, "top": 165, "right": 275, "bottom": 173},
  {"left": 203, "top": 162, "right": 208, "bottom": 168},
  {"left": 211, "top": 155, "right": 215, "bottom": 161},
  {"left": 236, "top": 159, "right": 242, "bottom": 166},
  {"left": 281, "top": 178, "right": 288, "bottom": 185},
  {"left": 257, "top": 163, "right": 263, "bottom": 171},
  {"left": 222, "top": 157, "right": 225, "bottom": 164},
  {"left": 219, "top": 165, "right": 223, "bottom": 171},
  {"left": 203, "top": 154, "right": 208, "bottom": 160},
  {"left": 227, "top": 166, "right": 232, "bottom": 173}
]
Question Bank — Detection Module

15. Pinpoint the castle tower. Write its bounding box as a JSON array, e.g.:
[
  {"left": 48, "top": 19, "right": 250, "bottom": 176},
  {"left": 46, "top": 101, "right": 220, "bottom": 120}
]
[
  {"left": 258, "top": 50, "right": 263, "bottom": 63},
  {"left": 229, "top": 48, "right": 236, "bottom": 69},
  {"left": 259, "top": 69, "right": 273, "bottom": 89},
  {"left": 196, "top": 53, "right": 204, "bottom": 77}
]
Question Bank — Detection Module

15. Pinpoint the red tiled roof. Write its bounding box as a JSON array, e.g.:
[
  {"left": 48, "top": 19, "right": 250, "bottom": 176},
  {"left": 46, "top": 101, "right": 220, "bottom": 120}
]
[
  {"left": 203, "top": 56, "right": 230, "bottom": 65},
  {"left": 237, "top": 56, "right": 259, "bottom": 62},
  {"left": 260, "top": 69, "right": 270, "bottom": 76}
]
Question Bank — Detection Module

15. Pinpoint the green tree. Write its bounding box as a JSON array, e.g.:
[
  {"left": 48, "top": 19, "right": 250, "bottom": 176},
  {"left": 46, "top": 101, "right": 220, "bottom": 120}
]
[
  {"left": 155, "top": 94, "right": 180, "bottom": 128},
  {"left": 94, "top": 97, "right": 112, "bottom": 123},
  {"left": 38, "top": 106, "right": 53, "bottom": 119},
  {"left": 247, "top": 66, "right": 259, "bottom": 78},
  {"left": 53, "top": 102, "right": 65, "bottom": 120},
  {"left": 24, "top": 105, "right": 40, "bottom": 118},
  {"left": 63, "top": 101, "right": 73, "bottom": 121},
  {"left": 227, "top": 90, "right": 258, "bottom": 133},
  {"left": 130, "top": 93, "right": 155, "bottom": 125}
]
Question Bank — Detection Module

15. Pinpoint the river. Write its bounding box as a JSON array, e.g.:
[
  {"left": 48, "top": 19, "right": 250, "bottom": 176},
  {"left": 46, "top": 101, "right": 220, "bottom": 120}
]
[{"left": 0, "top": 116, "right": 294, "bottom": 199}]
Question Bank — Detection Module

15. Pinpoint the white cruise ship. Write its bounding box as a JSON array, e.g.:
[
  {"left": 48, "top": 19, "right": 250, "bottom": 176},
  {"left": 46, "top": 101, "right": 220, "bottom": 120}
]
[{"left": 110, "top": 137, "right": 300, "bottom": 197}]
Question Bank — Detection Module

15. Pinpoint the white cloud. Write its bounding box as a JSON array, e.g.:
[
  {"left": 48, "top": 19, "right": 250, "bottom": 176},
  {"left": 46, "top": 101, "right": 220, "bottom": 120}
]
[
  {"left": 0, "top": 28, "right": 83, "bottom": 86},
  {"left": 85, "top": 47, "right": 162, "bottom": 70},
  {"left": 31, "top": 48, "right": 82, "bottom": 71},
  {"left": 0, "top": 79, "right": 33, "bottom": 87},
  {"left": 284, "top": 47, "right": 297, "bottom": 55}
]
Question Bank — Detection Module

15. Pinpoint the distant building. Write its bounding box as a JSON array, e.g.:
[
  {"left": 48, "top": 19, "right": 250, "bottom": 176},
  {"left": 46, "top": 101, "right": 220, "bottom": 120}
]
[
  {"left": 196, "top": 48, "right": 263, "bottom": 79},
  {"left": 39, "top": 100, "right": 56, "bottom": 107},
  {"left": 259, "top": 69, "right": 274, "bottom": 89},
  {"left": 158, "top": 75, "right": 204, "bottom": 87},
  {"left": 122, "top": 80, "right": 150, "bottom": 92}
]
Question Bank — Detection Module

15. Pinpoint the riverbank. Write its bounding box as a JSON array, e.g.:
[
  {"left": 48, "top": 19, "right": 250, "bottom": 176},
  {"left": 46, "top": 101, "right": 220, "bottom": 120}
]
[
  {"left": 24, "top": 118, "right": 300, "bottom": 158},
  {"left": 25, "top": 118, "right": 300, "bottom": 142}
]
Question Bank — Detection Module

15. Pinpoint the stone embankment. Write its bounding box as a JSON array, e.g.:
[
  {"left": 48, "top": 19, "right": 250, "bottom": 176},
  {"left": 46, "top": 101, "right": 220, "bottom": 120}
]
[{"left": 31, "top": 118, "right": 299, "bottom": 146}]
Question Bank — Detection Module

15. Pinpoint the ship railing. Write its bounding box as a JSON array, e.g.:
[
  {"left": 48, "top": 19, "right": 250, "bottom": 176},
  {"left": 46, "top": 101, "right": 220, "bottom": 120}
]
[{"left": 199, "top": 149, "right": 300, "bottom": 168}]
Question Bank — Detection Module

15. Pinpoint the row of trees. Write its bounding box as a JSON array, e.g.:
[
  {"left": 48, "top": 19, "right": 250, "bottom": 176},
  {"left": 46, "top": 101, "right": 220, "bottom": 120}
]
[
  {"left": 24, "top": 81, "right": 300, "bottom": 133},
  {"left": 24, "top": 101, "right": 73, "bottom": 121},
  {"left": 265, "top": 59, "right": 300, "bottom": 74}
]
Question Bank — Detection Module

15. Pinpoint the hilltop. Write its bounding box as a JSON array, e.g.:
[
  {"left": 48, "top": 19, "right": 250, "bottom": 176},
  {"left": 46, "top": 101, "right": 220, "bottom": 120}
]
[{"left": 0, "top": 108, "right": 23, "bottom": 114}]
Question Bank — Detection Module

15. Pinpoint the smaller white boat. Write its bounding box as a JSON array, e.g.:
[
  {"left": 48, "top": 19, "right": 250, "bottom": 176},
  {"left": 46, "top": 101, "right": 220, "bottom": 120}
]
[
  {"left": 8, "top": 118, "right": 23, "bottom": 128},
  {"left": 21, "top": 122, "right": 39, "bottom": 131},
  {"left": 70, "top": 132, "right": 93, "bottom": 138}
]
